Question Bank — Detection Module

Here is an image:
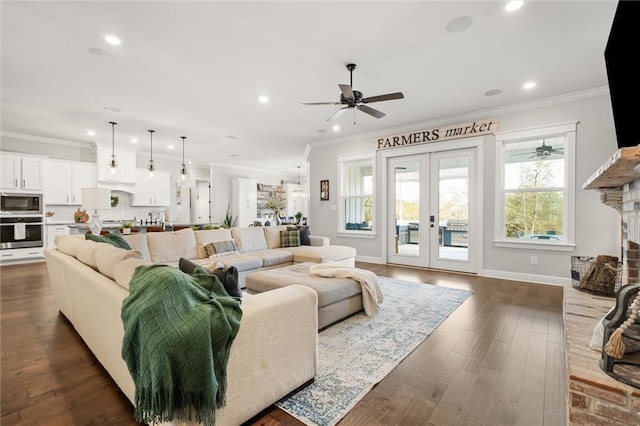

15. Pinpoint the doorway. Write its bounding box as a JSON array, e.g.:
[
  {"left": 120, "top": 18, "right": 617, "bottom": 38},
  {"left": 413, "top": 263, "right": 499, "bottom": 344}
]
[
  {"left": 387, "top": 148, "right": 479, "bottom": 273},
  {"left": 193, "top": 180, "right": 210, "bottom": 224}
]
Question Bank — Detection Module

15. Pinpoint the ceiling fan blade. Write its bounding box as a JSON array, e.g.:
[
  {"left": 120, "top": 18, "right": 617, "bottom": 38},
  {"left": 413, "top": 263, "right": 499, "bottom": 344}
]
[
  {"left": 339, "top": 84, "right": 354, "bottom": 100},
  {"left": 358, "top": 104, "right": 386, "bottom": 119},
  {"left": 301, "top": 102, "right": 341, "bottom": 106},
  {"left": 327, "top": 107, "right": 348, "bottom": 122},
  {"left": 362, "top": 92, "right": 404, "bottom": 103}
]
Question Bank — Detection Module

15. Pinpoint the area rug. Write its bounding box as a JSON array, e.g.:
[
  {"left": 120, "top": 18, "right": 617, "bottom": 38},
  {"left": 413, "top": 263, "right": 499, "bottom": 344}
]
[{"left": 275, "top": 276, "right": 472, "bottom": 426}]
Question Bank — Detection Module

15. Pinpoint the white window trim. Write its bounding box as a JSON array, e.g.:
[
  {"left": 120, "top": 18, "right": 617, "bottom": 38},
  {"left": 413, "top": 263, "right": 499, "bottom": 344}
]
[
  {"left": 337, "top": 152, "right": 376, "bottom": 237},
  {"left": 494, "top": 122, "right": 577, "bottom": 251}
]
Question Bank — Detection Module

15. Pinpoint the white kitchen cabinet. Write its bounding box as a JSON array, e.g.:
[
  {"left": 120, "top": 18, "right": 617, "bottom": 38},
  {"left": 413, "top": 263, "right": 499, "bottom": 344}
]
[
  {"left": 0, "top": 247, "right": 44, "bottom": 262},
  {"left": 132, "top": 169, "right": 170, "bottom": 206},
  {"left": 45, "top": 224, "right": 70, "bottom": 248},
  {"left": 1, "top": 152, "right": 44, "bottom": 191},
  {"left": 44, "top": 160, "right": 96, "bottom": 205},
  {"left": 96, "top": 149, "right": 136, "bottom": 184}
]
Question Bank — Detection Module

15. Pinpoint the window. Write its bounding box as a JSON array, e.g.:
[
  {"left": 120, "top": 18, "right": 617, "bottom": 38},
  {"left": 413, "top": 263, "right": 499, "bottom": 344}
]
[
  {"left": 495, "top": 123, "right": 576, "bottom": 250},
  {"left": 340, "top": 156, "right": 374, "bottom": 233}
]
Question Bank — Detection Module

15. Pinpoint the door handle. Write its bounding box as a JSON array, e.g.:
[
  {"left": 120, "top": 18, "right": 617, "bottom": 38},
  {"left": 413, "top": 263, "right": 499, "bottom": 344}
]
[{"left": 430, "top": 215, "right": 435, "bottom": 228}]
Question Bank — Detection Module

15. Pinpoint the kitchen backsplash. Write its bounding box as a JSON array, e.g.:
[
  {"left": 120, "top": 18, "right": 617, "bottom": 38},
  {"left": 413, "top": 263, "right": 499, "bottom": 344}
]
[{"left": 45, "top": 191, "right": 168, "bottom": 224}]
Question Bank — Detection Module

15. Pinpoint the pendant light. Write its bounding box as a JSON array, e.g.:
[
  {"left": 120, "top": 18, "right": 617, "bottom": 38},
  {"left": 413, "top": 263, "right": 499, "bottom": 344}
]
[
  {"left": 147, "top": 129, "right": 155, "bottom": 178},
  {"left": 108, "top": 121, "right": 118, "bottom": 174},
  {"left": 179, "top": 136, "right": 187, "bottom": 181},
  {"left": 292, "top": 165, "right": 305, "bottom": 196}
]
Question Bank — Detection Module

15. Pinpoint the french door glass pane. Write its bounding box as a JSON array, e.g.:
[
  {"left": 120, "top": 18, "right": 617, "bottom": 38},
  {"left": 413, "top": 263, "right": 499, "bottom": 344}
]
[
  {"left": 438, "top": 156, "right": 469, "bottom": 261},
  {"left": 395, "top": 162, "right": 420, "bottom": 256}
]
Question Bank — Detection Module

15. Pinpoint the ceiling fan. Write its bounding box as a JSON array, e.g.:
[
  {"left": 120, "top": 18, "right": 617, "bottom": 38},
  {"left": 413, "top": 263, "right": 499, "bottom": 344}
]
[
  {"left": 514, "top": 140, "right": 564, "bottom": 159},
  {"left": 301, "top": 63, "right": 404, "bottom": 122}
]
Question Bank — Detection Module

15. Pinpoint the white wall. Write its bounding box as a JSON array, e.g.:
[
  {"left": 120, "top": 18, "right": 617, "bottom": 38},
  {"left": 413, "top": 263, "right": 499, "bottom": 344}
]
[{"left": 307, "top": 91, "right": 621, "bottom": 283}]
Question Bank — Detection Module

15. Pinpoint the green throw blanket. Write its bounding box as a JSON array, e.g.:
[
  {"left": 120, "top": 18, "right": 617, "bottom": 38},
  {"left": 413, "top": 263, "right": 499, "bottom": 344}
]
[{"left": 121, "top": 264, "right": 242, "bottom": 426}]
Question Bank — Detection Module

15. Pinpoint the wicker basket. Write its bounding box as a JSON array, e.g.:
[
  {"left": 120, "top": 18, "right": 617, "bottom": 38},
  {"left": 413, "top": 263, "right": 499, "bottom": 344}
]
[{"left": 571, "top": 255, "right": 622, "bottom": 296}]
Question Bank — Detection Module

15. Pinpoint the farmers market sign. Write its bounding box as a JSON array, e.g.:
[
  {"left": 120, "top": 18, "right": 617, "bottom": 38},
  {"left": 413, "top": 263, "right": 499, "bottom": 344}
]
[{"left": 376, "top": 118, "right": 499, "bottom": 150}]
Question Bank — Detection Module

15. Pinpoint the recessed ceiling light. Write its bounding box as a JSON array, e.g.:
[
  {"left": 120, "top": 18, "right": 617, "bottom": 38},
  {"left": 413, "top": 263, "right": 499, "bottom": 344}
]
[
  {"left": 104, "top": 34, "right": 122, "bottom": 46},
  {"left": 505, "top": 1, "right": 524, "bottom": 12},
  {"left": 484, "top": 89, "right": 503, "bottom": 96},
  {"left": 168, "top": 145, "right": 175, "bottom": 150},
  {"left": 445, "top": 16, "right": 472, "bottom": 33},
  {"left": 86, "top": 130, "right": 96, "bottom": 136},
  {"left": 131, "top": 138, "right": 138, "bottom": 144},
  {"left": 332, "top": 125, "right": 340, "bottom": 132},
  {"left": 523, "top": 81, "right": 537, "bottom": 90},
  {"left": 258, "top": 95, "right": 269, "bottom": 104}
]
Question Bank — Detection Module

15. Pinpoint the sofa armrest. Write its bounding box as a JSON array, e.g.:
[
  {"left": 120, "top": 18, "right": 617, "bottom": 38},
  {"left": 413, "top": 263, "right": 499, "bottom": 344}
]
[
  {"left": 309, "top": 235, "right": 330, "bottom": 246},
  {"left": 218, "top": 285, "right": 318, "bottom": 425}
]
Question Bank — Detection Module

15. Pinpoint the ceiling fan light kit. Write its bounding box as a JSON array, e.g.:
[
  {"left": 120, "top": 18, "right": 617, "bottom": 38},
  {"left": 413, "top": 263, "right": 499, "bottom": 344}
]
[
  {"left": 302, "top": 63, "right": 404, "bottom": 124},
  {"left": 180, "top": 136, "right": 187, "bottom": 181}
]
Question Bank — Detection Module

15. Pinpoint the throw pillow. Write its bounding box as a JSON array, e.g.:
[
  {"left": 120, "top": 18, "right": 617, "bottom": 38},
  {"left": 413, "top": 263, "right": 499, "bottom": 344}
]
[
  {"left": 178, "top": 258, "right": 242, "bottom": 298},
  {"left": 209, "top": 240, "right": 239, "bottom": 255},
  {"left": 280, "top": 229, "right": 301, "bottom": 248},
  {"left": 86, "top": 232, "right": 132, "bottom": 250},
  {"left": 288, "top": 225, "right": 310, "bottom": 246}
]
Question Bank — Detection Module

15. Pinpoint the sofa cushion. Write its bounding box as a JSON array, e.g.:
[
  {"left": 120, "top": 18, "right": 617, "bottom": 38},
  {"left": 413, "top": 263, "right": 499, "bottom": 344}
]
[
  {"left": 54, "top": 234, "right": 84, "bottom": 257},
  {"left": 85, "top": 232, "right": 132, "bottom": 250},
  {"left": 232, "top": 227, "right": 268, "bottom": 253},
  {"left": 283, "top": 245, "right": 357, "bottom": 264},
  {"left": 146, "top": 228, "right": 198, "bottom": 263},
  {"left": 207, "top": 252, "right": 263, "bottom": 272},
  {"left": 248, "top": 249, "right": 294, "bottom": 267},
  {"left": 95, "top": 245, "right": 145, "bottom": 280},
  {"left": 75, "top": 240, "right": 112, "bottom": 270},
  {"left": 113, "top": 257, "right": 152, "bottom": 289},
  {"left": 280, "top": 230, "right": 301, "bottom": 248},
  {"left": 263, "top": 225, "right": 288, "bottom": 249},
  {"left": 194, "top": 229, "right": 233, "bottom": 259},
  {"left": 122, "top": 233, "right": 151, "bottom": 261}
]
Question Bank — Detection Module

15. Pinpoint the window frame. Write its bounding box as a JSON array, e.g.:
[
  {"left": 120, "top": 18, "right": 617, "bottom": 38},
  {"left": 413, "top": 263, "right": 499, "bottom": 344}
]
[
  {"left": 337, "top": 152, "right": 376, "bottom": 238},
  {"left": 494, "top": 122, "right": 577, "bottom": 251}
]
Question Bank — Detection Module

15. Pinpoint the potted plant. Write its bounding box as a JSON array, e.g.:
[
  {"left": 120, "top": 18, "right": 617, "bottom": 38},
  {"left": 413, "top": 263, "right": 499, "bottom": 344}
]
[
  {"left": 121, "top": 221, "right": 134, "bottom": 234},
  {"left": 294, "top": 211, "right": 303, "bottom": 225},
  {"left": 265, "top": 195, "right": 286, "bottom": 225},
  {"left": 221, "top": 204, "right": 238, "bottom": 229}
]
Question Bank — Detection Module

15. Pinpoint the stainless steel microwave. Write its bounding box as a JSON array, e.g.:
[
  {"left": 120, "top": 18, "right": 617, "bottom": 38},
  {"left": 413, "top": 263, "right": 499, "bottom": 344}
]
[{"left": 0, "top": 193, "right": 43, "bottom": 215}]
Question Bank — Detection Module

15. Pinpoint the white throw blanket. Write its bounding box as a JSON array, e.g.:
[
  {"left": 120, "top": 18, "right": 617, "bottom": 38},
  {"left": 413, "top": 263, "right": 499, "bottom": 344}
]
[{"left": 308, "top": 263, "right": 384, "bottom": 316}]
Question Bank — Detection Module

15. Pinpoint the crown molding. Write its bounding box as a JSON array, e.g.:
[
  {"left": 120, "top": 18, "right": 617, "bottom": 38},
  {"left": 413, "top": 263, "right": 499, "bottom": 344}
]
[{"left": 1, "top": 131, "right": 96, "bottom": 149}]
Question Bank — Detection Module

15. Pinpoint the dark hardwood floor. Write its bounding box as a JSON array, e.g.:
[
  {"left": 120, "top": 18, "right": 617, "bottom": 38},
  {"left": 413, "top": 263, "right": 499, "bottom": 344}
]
[{"left": 1, "top": 261, "right": 566, "bottom": 425}]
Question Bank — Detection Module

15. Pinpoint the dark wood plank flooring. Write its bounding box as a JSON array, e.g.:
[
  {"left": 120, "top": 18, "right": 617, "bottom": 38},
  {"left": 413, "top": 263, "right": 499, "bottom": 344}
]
[{"left": 1, "top": 261, "right": 566, "bottom": 425}]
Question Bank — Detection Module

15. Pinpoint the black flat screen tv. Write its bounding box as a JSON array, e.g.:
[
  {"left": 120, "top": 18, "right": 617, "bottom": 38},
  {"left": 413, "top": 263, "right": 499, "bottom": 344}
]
[{"left": 605, "top": 1, "right": 640, "bottom": 149}]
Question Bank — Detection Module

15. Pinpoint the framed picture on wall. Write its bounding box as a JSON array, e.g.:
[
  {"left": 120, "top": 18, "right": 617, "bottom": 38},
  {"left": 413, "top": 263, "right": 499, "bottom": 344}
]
[{"left": 320, "top": 180, "right": 329, "bottom": 201}]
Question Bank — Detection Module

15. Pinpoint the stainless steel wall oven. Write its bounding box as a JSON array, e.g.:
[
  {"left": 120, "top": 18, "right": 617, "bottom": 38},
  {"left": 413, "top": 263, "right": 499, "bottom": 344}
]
[{"left": 0, "top": 216, "right": 44, "bottom": 249}]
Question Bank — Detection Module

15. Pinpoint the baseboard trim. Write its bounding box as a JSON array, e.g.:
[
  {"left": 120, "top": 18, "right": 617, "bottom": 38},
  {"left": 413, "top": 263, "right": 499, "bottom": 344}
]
[{"left": 481, "top": 269, "right": 569, "bottom": 287}]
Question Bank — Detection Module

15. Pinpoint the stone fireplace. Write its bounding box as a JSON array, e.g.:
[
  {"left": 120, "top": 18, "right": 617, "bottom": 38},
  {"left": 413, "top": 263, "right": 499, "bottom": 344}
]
[{"left": 563, "top": 147, "right": 640, "bottom": 425}]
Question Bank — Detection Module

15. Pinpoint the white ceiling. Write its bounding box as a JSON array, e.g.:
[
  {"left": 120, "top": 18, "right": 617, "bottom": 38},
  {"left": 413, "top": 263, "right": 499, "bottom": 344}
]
[{"left": 0, "top": 1, "right": 618, "bottom": 174}]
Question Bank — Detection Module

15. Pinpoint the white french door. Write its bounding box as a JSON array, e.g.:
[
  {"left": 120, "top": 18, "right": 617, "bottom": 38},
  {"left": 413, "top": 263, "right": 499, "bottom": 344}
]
[{"left": 387, "top": 148, "right": 479, "bottom": 273}]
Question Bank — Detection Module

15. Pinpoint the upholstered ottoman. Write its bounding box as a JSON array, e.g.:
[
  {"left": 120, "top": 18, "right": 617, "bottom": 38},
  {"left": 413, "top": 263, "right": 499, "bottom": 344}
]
[{"left": 245, "top": 262, "right": 363, "bottom": 329}]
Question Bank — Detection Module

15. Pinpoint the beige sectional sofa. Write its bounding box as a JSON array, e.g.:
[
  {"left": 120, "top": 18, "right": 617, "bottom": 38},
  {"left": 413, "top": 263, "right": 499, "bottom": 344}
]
[
  {"left": 45, "top": 226, "right": 357, "bottom": 425},
  {"left": 46, "top": 235, "right": 319, "bottom": 426},
  {"left": 122, "top": 226, "right": 356, "bottom": 287}
]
